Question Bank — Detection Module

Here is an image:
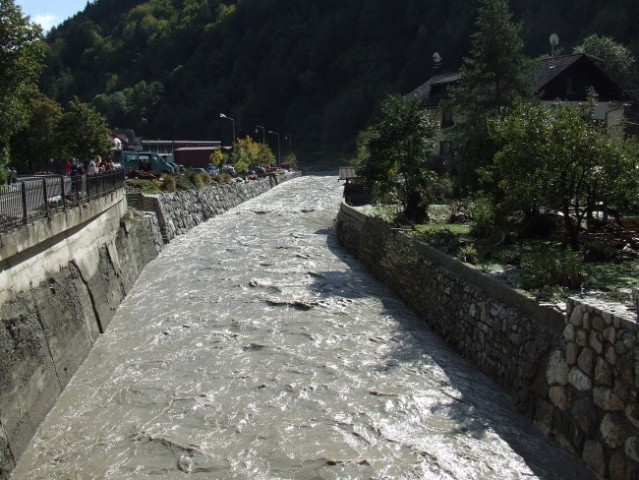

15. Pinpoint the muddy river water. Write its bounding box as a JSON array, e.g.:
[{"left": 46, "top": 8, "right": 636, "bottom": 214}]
[{"left": 13, "top": 175, "right": 593, "bottom": 479}]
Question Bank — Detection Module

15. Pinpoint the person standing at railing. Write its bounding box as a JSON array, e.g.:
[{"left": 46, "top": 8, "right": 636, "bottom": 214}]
[
  {"left": 70, "top": 160, "right": 84, "bottom": 199},
  {"left": 9, "top": 167, "right": 17, "bottom": 184},
  {"left": 88, "top": 156, "right": 98, "bottom": 175},
  {"left": 64, "top": 159, "right": 72, "bottom": 176}
]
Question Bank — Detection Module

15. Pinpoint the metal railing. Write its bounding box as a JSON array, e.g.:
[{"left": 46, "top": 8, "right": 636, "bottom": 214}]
[{"left": 0, "top": 169, "right": 126, "bottom": 233}]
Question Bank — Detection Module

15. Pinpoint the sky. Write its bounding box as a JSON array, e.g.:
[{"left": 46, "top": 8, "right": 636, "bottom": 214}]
[{"left": 15, "top": 0, "right": 87, "bottom": 32}]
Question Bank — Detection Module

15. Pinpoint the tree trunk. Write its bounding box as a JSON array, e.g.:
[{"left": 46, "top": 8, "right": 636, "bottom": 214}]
[
  {"left": 563, "top": 204, "right": 580, "bottom": 251},
  {"left": 403, "top": 189, "right": 428, "bottom": 223}
]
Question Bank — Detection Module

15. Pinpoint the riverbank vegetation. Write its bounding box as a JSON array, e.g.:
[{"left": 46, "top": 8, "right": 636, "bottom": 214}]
[
  {"left": 354, "top": 0, "right": 639, "bottom": 310},
  {"left": 126, "top": 169, "right": 257, "bottom": 194}
]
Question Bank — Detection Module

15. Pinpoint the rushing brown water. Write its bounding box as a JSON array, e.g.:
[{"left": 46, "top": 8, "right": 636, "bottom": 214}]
[{"left": 13, "top": 175, "right": 594, "bottom": 479}]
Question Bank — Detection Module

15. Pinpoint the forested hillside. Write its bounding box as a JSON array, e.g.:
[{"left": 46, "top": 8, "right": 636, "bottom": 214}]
[{"left": 39, "top": 0, "right": 639, "bottom": 160}]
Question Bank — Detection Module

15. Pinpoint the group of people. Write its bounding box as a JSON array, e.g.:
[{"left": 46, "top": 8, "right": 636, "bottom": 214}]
[
  {"left": 64, "top": 156, "right": 115, "bottom": 176},
  {"left": 4, "top": 155, "right": 117, "bottom": 186}
]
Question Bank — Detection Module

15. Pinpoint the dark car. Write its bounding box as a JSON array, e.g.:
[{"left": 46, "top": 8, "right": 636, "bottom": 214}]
[{"left": 249, "top": 165, "right": 266, "bottom": 175}]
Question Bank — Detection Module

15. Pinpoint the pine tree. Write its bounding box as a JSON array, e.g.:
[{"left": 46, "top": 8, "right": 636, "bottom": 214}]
[{"left": 447, "top": 0, "right": 532, "bottom": 195}]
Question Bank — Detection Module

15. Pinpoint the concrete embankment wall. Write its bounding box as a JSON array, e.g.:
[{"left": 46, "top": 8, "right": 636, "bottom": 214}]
[
  {"left": 0, "top": 172, "right": 298, "bottom": 478},
  {"left": 335, "top": 202, "right": 638, "bottom": 480},
  {"left": 0, "top": 191, "right": 163, "bottom": 478}
]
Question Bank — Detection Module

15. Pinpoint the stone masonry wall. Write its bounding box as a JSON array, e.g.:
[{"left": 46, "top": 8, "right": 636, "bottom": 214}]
[
  {"left": 547, "top": 300, "right": 639, "bottom": 479},
  {"left": 335, "top": 202, "right": 638, "bottom": 479},
  {"left": 131, "top": 172, "right": 299, "bottom": 242}
]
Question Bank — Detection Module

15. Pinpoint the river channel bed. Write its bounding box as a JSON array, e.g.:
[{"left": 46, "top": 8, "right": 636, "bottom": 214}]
[{"left": 13, "top": 175, "right": 594, "bottom": 479}]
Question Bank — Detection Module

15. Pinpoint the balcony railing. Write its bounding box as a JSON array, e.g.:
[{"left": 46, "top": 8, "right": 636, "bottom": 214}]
[{"left": 0, "top": 169, "right": 126, "bottom": 233}]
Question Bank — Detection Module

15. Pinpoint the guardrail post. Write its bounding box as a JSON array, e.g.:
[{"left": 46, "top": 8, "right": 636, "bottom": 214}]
[
  {"left": 61, "top": 175, "right": 66, "bottom": 210},
  {"left": 21, "top": 182, "right": 27, "bottom": 224},
  {"left": 43, "top": 178, "right": 49, "bottom": 215}
]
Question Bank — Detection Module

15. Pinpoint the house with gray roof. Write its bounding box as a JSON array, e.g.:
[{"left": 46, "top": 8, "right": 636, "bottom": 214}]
[{"left": 407, "top": 53, "right": 632, "bottom": 158}]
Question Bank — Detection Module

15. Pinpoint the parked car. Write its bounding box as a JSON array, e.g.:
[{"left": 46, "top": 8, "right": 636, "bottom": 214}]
[
  {"left": 169, "top": 162, "right": 185, "bottom": 173},
  {"left": 221, "top": 165, "right": 236, "bottom": 176},
  {"left": 249, "top": 165, "right": 266, "bottom": 175},
  {"left": 116, "top": 151, "right": 177, "bottom": 174},
  {"left": 207, "top": 166, "right": 220, "bottom": 175}
]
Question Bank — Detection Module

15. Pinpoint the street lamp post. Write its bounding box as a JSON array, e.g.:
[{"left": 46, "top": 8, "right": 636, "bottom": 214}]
[
  {"left": 284, "top": 133, "right": 293, "bottom": 155},
  {"left": 268, "top": 130, "right": 281, "bottom": 166},
  {"left": 255, "top": 125, "right": 266, "bottom": 144},
  {"left": 219, "top": 113, "right": 235, "bottom": 145}
]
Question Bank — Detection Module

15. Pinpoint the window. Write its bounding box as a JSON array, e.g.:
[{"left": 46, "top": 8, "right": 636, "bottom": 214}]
[{"left": 441, "top": 110, "right": 454, "bottom": 127}]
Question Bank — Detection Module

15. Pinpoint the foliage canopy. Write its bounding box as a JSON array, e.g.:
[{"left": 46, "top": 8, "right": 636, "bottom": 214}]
[
  {"left": 356, "top": 94, "right": 437, "bottom": 222},
  {"left": 447, "top": 0, "right": 532, "bottom": 194},
  {"left": 491, "top": 99, "right": 637, "bottom": 249},
  {"left": 0, "top": 0, "right": 46, "bottom": 174},
  {"left": 574, "top": 34, "right": 636, "bottom": 84}
]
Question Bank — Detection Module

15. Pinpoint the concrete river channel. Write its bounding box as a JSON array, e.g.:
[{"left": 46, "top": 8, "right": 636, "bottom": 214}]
[{"left": 13, "top": 175, "right": 594, "bottom": 479}]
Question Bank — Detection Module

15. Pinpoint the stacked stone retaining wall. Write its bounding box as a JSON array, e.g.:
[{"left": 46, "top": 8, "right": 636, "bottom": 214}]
[
  {"left": 335, "top": 202, "right": 638, "bottom": 479},
  {"left": 130, "top": 172, "right": 298, "bottom": 242}
]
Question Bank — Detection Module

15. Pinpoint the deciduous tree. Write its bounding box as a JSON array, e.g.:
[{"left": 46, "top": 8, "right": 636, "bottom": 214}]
[
  {"left": 10, "top": 86, "right": 63, "bottom": 172},
  {"left": 255, "top": 142, "right": 275, "bottom": 167},
  {"left": 357, "top": 94, "right": 437, "bottom": 222},
  {"left": 491, "top": 100, "right": 635, "bottom": 249},
  {"left": 210, "top": 149, "right": 228, "bottom": 168},
  {"left": 574, "top": 34, "right": 636, "bottom": 84},
  {"left": 58, "top": 97, "right": 111, "bottom": 160},
  {"left": 0, "top": 0, "right": 45, "bottom": 176}
]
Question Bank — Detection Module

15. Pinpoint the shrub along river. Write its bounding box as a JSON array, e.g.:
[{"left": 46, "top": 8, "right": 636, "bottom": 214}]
[{"left": 13, "top": 175, "right": 594, "bottom": 479}]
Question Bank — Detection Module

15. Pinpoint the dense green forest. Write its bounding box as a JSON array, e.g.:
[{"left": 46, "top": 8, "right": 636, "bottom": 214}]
[{"left": 37, "top": 0, "right": 639, "bottom": 161}]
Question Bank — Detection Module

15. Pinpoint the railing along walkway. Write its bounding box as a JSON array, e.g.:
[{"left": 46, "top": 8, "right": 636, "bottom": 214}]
[{"left": 0, "top": 169, "right": 126, "bottom": 233}]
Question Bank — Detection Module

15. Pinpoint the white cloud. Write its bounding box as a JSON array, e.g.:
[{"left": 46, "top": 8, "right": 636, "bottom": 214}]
[{"left": 33, "top": 13, "right": 58, "bottom": 32}]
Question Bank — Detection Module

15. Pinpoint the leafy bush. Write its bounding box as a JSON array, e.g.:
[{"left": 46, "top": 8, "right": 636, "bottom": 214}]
[
  {"left": 157, "top": 174, "right": 176, "bottom": 192},
  {"left": 126, "top": 178, "right": 161, "bottom": 194},
  {"left": 214, "top": 173, "right": 234, "bottom": 184},
  {"left": 284, "top": 152, "right": 297, "bottom": 166},
  {"left": 191, "top": 172, "right": 213, "bottom": 189},
  {"left": 174, "top": 174, "right": 195, "bottom": 191},
  {"left": 520, "top": 248, "right": 584, "bottom": 289},
  {"left": 458, "top": 243, "right": 479, "bottom": 264},
  {"left": 469, "top": 196, "right": 495, "bottom": 237}
]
